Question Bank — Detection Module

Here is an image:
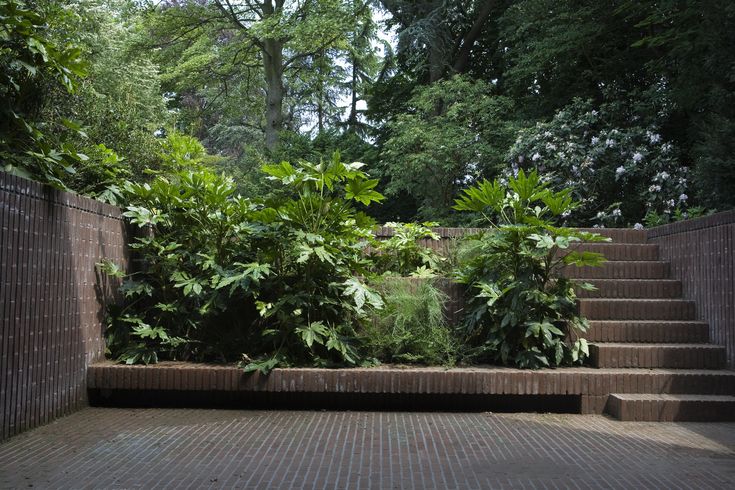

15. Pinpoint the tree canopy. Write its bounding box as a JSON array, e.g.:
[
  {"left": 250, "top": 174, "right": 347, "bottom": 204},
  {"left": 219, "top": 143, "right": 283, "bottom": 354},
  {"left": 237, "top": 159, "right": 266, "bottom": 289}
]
[{"left": 2, "top": 0, "right": 734, "bottom": 223}]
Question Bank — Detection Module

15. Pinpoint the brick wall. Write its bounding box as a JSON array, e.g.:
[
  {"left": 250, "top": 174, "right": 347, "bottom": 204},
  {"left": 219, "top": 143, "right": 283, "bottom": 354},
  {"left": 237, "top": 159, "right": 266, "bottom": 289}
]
[
  {"left": 648, "top": 211, "right": 735, "bottom": 370},
  {"left": 0, "top": 173, "right": 129, "bottom": 440}
]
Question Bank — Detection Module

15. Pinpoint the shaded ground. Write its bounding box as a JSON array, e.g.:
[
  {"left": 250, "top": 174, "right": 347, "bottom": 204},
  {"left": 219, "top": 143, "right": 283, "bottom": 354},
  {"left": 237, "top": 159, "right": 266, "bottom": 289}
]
[{"left": 1, "top": 408, "right": 734, "bottom": 489}]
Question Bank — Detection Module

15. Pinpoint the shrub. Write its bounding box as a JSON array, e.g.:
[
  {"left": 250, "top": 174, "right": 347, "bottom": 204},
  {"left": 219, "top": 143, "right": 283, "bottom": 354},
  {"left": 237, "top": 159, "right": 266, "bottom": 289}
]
[
  {"left": 240, "top": 152, "right": 385, "bottom": 372},
  {"left": 102, "top": 151, "right": 387, "bottom": 371},
  {"left": 370, "top": 221, "right": 445, "bottom": 277},
  {"left": 99, "top": 168, "right": 266, "bottom": 364},
  {"left": 454, "top": 170, "right": 607, "bottom": 368},
  {"left": 361, "top": 278, "right": 457, "bottom": 365},
  {"left": 508, "top": 98, "right": 692, "bottom": 226}
]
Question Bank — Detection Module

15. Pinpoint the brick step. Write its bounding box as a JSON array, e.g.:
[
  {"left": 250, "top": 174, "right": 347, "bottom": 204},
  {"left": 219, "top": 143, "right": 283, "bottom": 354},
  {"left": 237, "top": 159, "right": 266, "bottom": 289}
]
[
  {"left": 565, "top": 243, "right": 659, "bottom": 261},
  {"left": 577, "top": 228, "right": 647, "bottom": 243},
  {"left": 576, "top": 279, "right": 682, "bottom": 298},
  {"left": 579, "top": 299, "right": 696, "bottom": 320},
  {"left": 563, "top": 261, "right": 669, "bottom": 279},
  {"left": 585, "top": 321, "right": 710, "bottom": 343},
  {"left": 606, "top": 394, "right": 735, "bottom": 421},
  {"left": 589, "top": 343, "right": 726, "bottom": 369}
]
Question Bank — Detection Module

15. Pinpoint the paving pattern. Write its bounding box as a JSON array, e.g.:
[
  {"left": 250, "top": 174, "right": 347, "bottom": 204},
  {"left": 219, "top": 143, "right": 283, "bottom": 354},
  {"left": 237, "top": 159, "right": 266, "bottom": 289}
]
[{"left": 1, "top": 408, "right": 734, "bottom": 489}]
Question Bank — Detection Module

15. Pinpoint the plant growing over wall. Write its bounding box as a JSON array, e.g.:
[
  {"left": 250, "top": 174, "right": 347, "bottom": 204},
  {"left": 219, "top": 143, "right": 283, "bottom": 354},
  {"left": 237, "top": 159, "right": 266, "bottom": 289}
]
[
  {"left": 454, "top": 170, "right": 607, "bottom": 368},
  {"left": 370, "top": 221, "right": 446, "bottom": 277},
  {"left": 101, "top": 151, "right": 387, "bottom": 371}
]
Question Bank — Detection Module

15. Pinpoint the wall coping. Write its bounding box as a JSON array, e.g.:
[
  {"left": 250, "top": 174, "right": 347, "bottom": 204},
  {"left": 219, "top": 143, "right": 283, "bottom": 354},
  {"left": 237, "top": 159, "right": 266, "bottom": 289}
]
[
  {"left": 0, "top": 171, "right": 124, "bottom": 219},
  {"left": 647, "top": 210, "right": 735, "bottom": 239}
]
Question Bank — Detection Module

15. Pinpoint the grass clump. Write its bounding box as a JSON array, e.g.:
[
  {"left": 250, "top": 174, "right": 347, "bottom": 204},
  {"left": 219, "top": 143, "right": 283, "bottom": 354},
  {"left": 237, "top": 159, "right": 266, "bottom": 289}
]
[{"left": 362, "top": 278, "right": 457, "bottom": 365}]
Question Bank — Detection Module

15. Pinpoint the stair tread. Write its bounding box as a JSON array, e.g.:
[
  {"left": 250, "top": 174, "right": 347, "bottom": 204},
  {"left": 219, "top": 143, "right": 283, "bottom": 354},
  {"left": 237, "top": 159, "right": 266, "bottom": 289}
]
[
  {"left": 588, "top": 320, "right": 707, "bottom": 324},
  {"left": 577, "top": 260, "right": 668, "bottom": 264},
  {"left": 582, "top": 279, "right": 680, "bottom": 283},
  {"left": 591, "top": 343, "right": 723, "bottom": 349},
  {"left": 580, "top": 298, "right": 693, "bottom": 302},
  {"left": 610, "top": 393, "right": 735, "bottom": 402}
]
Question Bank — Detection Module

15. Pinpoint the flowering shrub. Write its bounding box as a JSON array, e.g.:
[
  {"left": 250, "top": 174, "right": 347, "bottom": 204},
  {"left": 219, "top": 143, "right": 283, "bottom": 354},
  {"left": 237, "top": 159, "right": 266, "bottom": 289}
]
[{"left": 508, "top": 99, "right": 692, "bottom": 226}]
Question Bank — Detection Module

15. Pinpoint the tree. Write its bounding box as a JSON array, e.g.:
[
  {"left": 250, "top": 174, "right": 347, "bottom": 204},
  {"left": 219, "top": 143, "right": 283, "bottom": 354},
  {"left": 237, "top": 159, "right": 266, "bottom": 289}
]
[
  {"left": 146, "top": 0, "right": 363, "bottom": 152},
  {"left": 42, "top": 0, "right": 169, "bottom": 182},
  {"left": 0, "top": 0, "right": 87, "bottom": 187},
  {"left": 380, "top": 0, "right": 501, "bottom": 83},
  {"left": 381, "top": 76, "right": 516, "bottom": 221}
]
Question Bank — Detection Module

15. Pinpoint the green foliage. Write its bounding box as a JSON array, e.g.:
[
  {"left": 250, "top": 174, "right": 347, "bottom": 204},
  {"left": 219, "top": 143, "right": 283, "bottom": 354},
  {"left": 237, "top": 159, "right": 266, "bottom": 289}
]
[
  {"left": 48, "top": 0, "right": 168, "bottom": 181},
  {"left": 381, "top": 76, "right": 518, "bottom": 221},
  {"left": 0, "top": 0, "right": 88, "bottom": 187},
  {"left": 692, "top": 114, "right": 735, "bottom": 210},
  {"left": 243, "top": 152, "right": 384, "bottom": 371},
  {"left": 361, "top": 278, "right": 457, "bottom": 365},
  {"left": 67, "top": 143, "right": 129, "bottom": 203},
  {"left": 498, "top": 0, "right": 655, "bottom": 117},
  {"left": 508, "top": 99, "right": 694, "bottom": 226},
  {"left": 643, "top": 206, "right": 709, "bottom": 229},
  {"left": 454, "top": 169, "right": 607, "bottom": 368},
  {"left": 371, "top": 221, "right": 445, "bottom": 277},
  {"left": 101, "top": 150, "right": 389, "bottom": 370},
  {"left": 101, "top": 166, "right": 265, "bottom": 364}
]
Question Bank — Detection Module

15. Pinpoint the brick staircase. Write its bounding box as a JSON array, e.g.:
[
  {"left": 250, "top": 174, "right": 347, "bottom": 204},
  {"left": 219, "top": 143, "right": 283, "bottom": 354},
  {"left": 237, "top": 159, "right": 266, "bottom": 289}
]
[{"left": 567, "top": 229, "right": 735, "bottom": 421}]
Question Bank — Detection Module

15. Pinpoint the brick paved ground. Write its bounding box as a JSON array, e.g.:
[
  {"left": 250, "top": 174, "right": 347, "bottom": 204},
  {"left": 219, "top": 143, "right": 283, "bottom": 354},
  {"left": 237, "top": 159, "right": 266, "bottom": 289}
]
[{"left": 1, "top": 409, "right": 734, "bottom": 489}]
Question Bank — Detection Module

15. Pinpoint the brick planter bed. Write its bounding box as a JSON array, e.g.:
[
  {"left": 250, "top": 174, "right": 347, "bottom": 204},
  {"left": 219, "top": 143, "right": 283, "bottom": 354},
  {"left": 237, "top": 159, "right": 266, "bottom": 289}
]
[{"left": 88, "top": 362, "right": 735, "bottom": 419}]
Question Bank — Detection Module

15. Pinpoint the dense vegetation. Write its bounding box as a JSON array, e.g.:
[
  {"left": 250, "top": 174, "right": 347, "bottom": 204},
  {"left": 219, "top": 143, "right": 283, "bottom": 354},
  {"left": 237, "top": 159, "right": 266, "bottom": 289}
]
[
  {"left": 3, "top": 0, "right": 732, "bottom": 369},
  {"left": 3, "top": 0, "right": 733, "bottom": 222}
]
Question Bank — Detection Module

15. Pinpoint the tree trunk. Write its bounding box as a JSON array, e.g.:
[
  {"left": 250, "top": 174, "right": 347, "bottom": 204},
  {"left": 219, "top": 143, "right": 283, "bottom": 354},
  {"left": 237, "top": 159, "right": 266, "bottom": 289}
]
[
  {"left": 262, "top": 1, "right": 285, "bottom": 152},
  {"left": 263, "top": 38, "right": 284, "bottom": 152},
  {"left": 348, "top": 53, "right": 359, "bottom": 132}
]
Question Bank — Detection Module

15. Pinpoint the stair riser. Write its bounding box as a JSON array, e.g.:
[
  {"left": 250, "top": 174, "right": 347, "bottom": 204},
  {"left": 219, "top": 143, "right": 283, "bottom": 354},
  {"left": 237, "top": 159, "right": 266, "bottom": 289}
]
[
  {"left": 576, "top": 280, "right": 682, "bottom": 299},
  {"left": 563, "top": 262, "right": 669, "bottom": 279},
  {"left": 562, "top": 244, "right": 659, "bottom": 261},
  {"left": 590, "top": 346, "right": 725, "bottom": 369},
  {"left": 608, "top": 398, "right": 735, "bottom": 422},
  {"left": 640, "top": 374, "right": 735, "bottom": 395},
  {"left": 579, "top": 301, "right": 696, "bottom": 320},
  {"left": 577, "top": 228, "right": 648, "bottom": 243},
  {"left": 586, "top": 322, "right": 710, "bottom": 343}
]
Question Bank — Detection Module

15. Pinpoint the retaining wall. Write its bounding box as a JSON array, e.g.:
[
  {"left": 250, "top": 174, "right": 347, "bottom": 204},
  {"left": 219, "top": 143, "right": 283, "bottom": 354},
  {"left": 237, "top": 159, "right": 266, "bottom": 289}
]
[
  {"left": 648, "top": 211, "right": 735, "bottom": 369},
  {"left": 0, "top": 173, "right": 128, "bottom": 440}
]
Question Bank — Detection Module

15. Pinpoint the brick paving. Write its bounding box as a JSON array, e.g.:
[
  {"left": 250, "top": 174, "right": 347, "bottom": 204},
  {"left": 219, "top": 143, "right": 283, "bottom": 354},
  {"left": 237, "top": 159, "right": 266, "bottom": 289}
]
[{"left": 1, "top": 409, "right": 734, "bottom": 489}]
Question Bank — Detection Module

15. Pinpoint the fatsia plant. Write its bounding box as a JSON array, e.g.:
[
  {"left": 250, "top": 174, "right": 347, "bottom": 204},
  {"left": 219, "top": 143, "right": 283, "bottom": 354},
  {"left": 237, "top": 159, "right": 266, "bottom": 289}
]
[
  {"left": 454, "top": 170, "right": 608, "bottom": 368},
  {"left": 371, "top": 221, "right": 446, "bottom": 277},
  {"left": 242, "top": 152, "right": 385, "bottom": 372},
  {"left": 99, "top": 168, "right": 268, "bottom": 364}
]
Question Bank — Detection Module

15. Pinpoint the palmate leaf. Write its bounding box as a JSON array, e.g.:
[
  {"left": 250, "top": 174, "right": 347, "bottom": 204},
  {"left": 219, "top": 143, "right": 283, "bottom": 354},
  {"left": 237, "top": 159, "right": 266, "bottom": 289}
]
[
  {"left": 342, "top": 278, "right": 383, "bottom": 312},
  {"left": 214, "top": 262, "right": 271, "bottom": 290},
  {"left": 563, "top": 250, "right": 606, "bottom": 267},
  {"left": 325, "top": 329, "right": 357, "bottom": 364},
  {"left": 541, "top": 188, "right": 575, "bottom": 216},
  {"left": 97, "top": 259, "right": 125, "bottom": 278},
  {"left": 262, "top": 161, "right": 299, "bottom": 182},
  {"left": 509, "top": 169, "right": 545, "bottom": 202},
  {"left": 345, "top": 178, "right": 384, "bottom": 205},
  {"left": 295, "top": 321, "right": 329, "bottom": 348},
  {"left": 453, "top": 179, "right": 504, "bottom": 212},
  {"left": 241, "top": 355, "right": 283, "bottom": 374},
  {"left": 575, "top": 231, "right": 611, "bottom": 243},
  {"left": 120, "top": 279, "right": 153, "bottom": 298},
  {"left": 123, "top": 205, "right": 164, "bottom": 227}
]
